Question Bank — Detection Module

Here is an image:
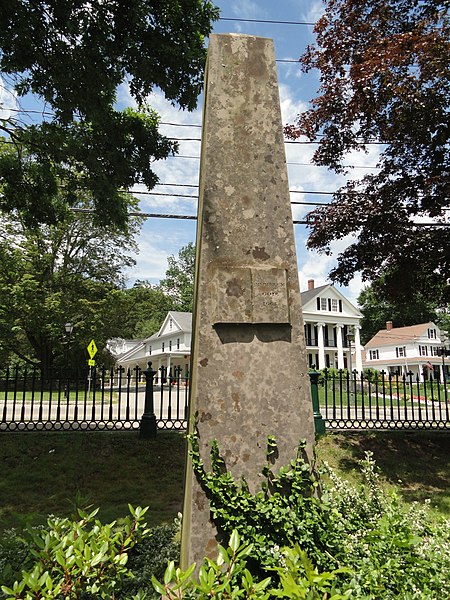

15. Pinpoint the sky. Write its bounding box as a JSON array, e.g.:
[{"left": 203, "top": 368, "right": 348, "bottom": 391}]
[
  {"left": 0, "top": 0, "right": 383, "bottom": 304},
  {"left": 119, "top": 0, "right": 382, "bottom": 304}
]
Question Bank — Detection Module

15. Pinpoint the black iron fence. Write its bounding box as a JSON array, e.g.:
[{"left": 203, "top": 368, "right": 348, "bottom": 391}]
[
  {"left": 0, "top": 363, "right": 189, "bottom": 433},
  {"left": 1, "top": 364, "right": 449, "bottom": 433},
  {"left": 313, "top": 368, "right": 450, "bottom": 430}
]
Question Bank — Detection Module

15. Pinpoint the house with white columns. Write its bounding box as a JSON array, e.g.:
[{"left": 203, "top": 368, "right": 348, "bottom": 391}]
[{"left": 300, "top": 280, "right": 363, "bottom": 373}]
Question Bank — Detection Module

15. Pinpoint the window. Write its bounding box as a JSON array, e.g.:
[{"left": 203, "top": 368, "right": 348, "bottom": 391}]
[
  {"left": 162, "top": 342, "right": 165, "bottom": 352},
  {"left": 369, "top": 349, "right": 379, "bottom": 360},
  {"left": 428, "top": 328, "right": 436, "bottom": 339},
  {"left": 316, "top": 297, "right": 341, "bottom": 312},
  {"left": 396, "top": 346, "right": 406, "bottom": 358},
  {"left": 431, "top": 346, "right": 439, "bottom": 356},
  {"left": 419, "top": 345, "right": 428, "bottom": 356},
  {"left": 177, "top": 338, "right": 180, "bottom": 350},
  {"left": 169, "top": 318, "right": 173, "bottom": 330},
  {"left": 148, "top": 345, "right": 152, "bottom": 355},
  {"left": 169, "top": 340, "right": 172, "bottom": 351}
]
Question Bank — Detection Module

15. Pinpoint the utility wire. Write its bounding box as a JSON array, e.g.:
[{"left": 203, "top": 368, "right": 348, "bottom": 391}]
[
  {"left": 219, "top": 17, "right": 315, "bottom": 26},
  {"left": 70, "top": 208, "right": 450, "bottom": 228},
  {"left": 134, "top": 186, "right": 443, "bottom": 200},
  {"left": 169, "top": 154, "right": 382, "bottom": 169},
  {"left": 168, "top": 136, "right": 388, "bottom": 146}
]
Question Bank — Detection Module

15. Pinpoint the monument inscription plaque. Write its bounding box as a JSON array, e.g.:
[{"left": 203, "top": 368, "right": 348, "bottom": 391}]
[{"left": 211, "top": 265, "right": 290, "bottom": 324}]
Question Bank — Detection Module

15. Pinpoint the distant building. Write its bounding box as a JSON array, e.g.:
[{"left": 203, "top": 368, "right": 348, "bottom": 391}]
[
  {"left": 363, "top": 321, "right": 448, "bottom": 380},
  {"left": 115, "top": 311, "right": 192, "bottom": 378},
  {"left": 300, "top": 279, "right": 363, "bottom": 372}
]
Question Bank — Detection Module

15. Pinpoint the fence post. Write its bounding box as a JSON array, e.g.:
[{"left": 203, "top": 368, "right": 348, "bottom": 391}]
[
  {"left": 309, "top": 367, "right": 326, "bottom": 437},
  {"left": 140, "top": 361, "right": 157, "bottom": 439}
]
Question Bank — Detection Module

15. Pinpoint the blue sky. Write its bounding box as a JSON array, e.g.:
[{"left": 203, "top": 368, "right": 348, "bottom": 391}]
[
  {"left": 121, "top": 0, "right": 382, "bottom": 303},
  {"left": 0, "top": 0, "right": 382, "bottom": 303}
]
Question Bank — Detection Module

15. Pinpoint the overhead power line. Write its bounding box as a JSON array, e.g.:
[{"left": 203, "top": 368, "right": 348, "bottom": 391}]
[
  {"left": 169, "top": 136, "right": 388, "bottom": 146},
  {"left": 70, "top": 207, "right": 449, "bottom": 228},
  {"left": 219, "top": 17, "right": 315, "bottom": 26},
  {"left": 169, "top": 154, "right": 382, "bottom": 169}
]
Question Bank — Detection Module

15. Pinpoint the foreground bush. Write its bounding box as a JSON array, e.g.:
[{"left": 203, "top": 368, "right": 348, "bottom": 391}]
[
  {"left": 181, "top": 434, "right": 450, "bottom": 599},
  {"left": 0, "top": 509, "right": 181, "bottom": 600},
  {"left": 154, "top": 530, "right": 353, "bottom": 600}
]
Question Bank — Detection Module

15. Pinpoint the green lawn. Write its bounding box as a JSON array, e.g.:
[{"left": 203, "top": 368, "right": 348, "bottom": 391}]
[
  {"left": 0, "top": 430, "right": 449, "bottom": 532},
  {"left": 0, "top": 431, "right": 186, "bottom": 531}
]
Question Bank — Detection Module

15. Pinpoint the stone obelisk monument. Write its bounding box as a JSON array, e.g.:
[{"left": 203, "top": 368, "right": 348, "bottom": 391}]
[{"left": 181, "top": 34, "right": 315, "bottom": 567}]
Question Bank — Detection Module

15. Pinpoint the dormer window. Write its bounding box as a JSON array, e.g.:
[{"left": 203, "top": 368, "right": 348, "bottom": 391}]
[{"left": 428, "top": 328, "right": 436, "bottom": 339}]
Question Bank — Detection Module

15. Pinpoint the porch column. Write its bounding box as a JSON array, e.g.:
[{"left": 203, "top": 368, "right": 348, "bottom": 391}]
[
  {"left": 156, "top": 359, "right": 162, "bottom": 384},
  {"left": 354, "top": 325, "right": 363, "bottom": 374},
  {"left": 336, "top": 324, "right": 344, "bottom": 369},
  {"left": 316, "top": 322, "right": 326, "bottom": 370}
]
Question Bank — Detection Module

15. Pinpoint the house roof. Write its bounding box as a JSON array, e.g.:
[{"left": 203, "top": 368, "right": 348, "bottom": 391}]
[
  {"left": 112, "top": 311, "right": 192, "bottom": 364},
  {"left": 300, "top": 284, "right": 330, "bottom": 306},
  {"left": 169, "top": 311, "right": 192, "bottom": 332},
  {"left": 365, "top": 322, "right": 437, "bottom": 348},
  {"left": 300, "top": 283, "right": 362, "bottom": 318}
]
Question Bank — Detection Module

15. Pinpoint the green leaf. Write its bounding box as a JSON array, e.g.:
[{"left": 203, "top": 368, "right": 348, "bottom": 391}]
[{"left": 229, "top": 530, "right": 240, "bottom": 552}]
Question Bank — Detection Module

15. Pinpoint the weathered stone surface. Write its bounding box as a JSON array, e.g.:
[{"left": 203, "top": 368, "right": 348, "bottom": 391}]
[
  {"left": 211, "top": 265, "right": 290, "bottom": 324},
  {"left": 180, "top": 33, "right": 315, "bottom": 568}
]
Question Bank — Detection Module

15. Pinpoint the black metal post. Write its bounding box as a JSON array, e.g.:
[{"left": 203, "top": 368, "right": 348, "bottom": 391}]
[
  {"left": 140, "top": 361, "right": 157, "bottom": 439},
  {"left": 309, "top": 367, "right": 326, "bottom": 437}
]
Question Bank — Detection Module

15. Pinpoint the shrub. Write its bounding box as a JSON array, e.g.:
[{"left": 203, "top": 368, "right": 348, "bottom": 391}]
[
  {"left": 152, "top": 530, "right": 272, "bottom": 600},
  {"left": 1, "top": 506, "right": 151, "bottom": 600},
  {"left": 119, "top": 518, "right": 180, "bottom": 599},
  {"left": 154, "top": 531, "right": 354, "bottom": 600},
  {"left": 184, "top": 433, "right": 450, "bottom": 598},
  {"left": 0, "top": 529, "right": 34, "bottom": 589}
]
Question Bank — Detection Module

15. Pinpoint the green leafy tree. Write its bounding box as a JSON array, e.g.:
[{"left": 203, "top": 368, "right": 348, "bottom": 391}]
[
  {"left": 159, "top": 242, "right": 196, "bottom": 312},
  {"left": 0, "top": 192, "right": 142, "bottom": 377},
  {"left": 114, "top": 285, "right": 176, "bottom": 339},
  {"left": 0, "top": 1, "right": 219, "bottom": 228},
  {"left": 286, "top": 0, "right": 450, "bottom": 304}
]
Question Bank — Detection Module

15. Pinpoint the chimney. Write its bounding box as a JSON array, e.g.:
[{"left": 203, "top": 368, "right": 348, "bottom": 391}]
[
  {"left": 386, "top": 321, "right": 393, "bottom": 331},
  {"left": 308, "top": 279, "right": 314, "bottom": 290}
]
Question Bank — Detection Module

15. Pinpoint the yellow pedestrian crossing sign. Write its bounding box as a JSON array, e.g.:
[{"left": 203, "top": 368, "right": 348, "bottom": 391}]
[{"left": 87, "top": 340, "right": 98, "bottom": 359}]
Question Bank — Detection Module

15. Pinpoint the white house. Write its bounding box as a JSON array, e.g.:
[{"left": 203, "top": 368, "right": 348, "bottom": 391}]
[
  {"left": 115, "top": 311, "right": 192, "bottom": 379},
  {"left": 363, "top": 321, "right": 448, "bottom": 380},
  {"left": 300, "top": 279, "right": 363, "bottom": 372}
]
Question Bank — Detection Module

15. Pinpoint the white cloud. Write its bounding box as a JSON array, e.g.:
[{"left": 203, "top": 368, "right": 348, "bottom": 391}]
[
  {"left": 231, "top": 0, "right": 265, "bottom": 19},
  {"left": 0, "top": 78, "right": 18, "bottom": 120},
  {"left": 301, "top": 0, "right": 325, "bottom": 23}
]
